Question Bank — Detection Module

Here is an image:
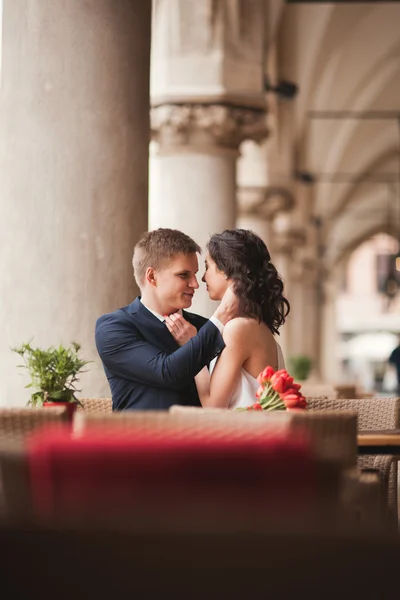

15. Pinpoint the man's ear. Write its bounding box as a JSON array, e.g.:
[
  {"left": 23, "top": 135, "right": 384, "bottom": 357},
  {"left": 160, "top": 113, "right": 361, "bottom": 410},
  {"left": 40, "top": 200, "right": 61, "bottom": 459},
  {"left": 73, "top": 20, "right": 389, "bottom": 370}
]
[{"left": 145, "top": 267, "right": 157, "bottom": 287}]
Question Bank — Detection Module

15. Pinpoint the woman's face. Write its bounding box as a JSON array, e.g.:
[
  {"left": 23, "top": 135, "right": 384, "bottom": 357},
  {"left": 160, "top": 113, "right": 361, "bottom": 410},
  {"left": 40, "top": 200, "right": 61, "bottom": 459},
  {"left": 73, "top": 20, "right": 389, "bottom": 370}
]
[{"left": 202, "top": 254, "right": 230, "bottom": 301}]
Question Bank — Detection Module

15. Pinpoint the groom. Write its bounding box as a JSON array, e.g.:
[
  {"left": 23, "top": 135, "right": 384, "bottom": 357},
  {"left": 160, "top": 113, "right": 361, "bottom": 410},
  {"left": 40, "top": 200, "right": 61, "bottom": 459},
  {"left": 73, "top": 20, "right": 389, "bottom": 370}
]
[{"left": 95, "top": 228, "right": 237, "bottom": 410}]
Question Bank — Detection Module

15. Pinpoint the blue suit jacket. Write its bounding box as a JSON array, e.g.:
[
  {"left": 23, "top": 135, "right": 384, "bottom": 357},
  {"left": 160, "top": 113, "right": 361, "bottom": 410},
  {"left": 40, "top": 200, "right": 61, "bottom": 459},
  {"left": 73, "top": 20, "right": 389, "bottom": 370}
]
[{"left": 95, "top": 298, "right": 225, "bottom": 411}]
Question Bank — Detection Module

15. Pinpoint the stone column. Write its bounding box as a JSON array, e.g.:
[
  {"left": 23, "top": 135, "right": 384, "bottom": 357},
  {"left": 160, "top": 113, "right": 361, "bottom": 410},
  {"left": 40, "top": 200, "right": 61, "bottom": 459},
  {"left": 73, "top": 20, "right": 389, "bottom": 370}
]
[
  {"left": 320, "top": 277, "right": 341, "bottom": 383},
  {"left": 150, "top": 0, "right": 267, "bottom": 316},
  {"left": 0, "top": 0, "right": 151, "bottom": 406},
  {"left": 289, "top": 256, "right": 319, "bottom": 358},
  {"left": 271, "top": 217, "right": 306, "bottom": 357},
  {"left": 281, "top": 182, "right": 323, "bottom": 375},
  {"left": 301, "top": 260, "right": 322, "bottom": 378}
]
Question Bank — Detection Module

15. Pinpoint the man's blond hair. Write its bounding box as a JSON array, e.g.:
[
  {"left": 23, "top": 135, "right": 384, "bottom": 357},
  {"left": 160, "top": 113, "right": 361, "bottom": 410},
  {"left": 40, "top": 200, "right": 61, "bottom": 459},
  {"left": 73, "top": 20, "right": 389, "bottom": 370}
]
[{"left": 133, "top": 228, "right": 201, "bottom": 288}]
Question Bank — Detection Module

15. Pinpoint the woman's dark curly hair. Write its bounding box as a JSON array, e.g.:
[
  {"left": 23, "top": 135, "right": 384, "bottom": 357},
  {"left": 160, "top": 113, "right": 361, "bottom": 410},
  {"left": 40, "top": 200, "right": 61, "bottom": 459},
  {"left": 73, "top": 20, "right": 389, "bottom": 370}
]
[{"left": 207, "top": 229, "right": 290, "bottom": 335}]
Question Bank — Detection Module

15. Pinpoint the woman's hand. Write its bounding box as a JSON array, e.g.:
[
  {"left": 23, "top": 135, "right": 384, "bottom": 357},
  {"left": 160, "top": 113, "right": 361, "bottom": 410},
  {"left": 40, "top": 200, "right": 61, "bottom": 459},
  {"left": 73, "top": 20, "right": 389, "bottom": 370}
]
[
  {"left": 213, "top": 285, "right": 240, "bottom": 325},
  {"left": 165, "top": 313, "right": 197, "bottom": 346}
]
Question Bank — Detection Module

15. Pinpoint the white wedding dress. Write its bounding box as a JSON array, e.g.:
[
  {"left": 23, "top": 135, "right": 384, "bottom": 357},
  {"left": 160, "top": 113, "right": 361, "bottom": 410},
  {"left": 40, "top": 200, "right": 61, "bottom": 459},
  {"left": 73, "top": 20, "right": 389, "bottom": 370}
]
[{"left": 209, "top": 341, "right": 285, "bottom": 410}]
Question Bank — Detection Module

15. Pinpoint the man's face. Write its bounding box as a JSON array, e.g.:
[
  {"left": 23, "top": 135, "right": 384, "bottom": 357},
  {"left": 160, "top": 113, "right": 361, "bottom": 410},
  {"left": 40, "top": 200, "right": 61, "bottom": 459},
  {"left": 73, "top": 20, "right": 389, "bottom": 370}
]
[{"left": 153, "top": 252, "right": 199, "bottom": 311}]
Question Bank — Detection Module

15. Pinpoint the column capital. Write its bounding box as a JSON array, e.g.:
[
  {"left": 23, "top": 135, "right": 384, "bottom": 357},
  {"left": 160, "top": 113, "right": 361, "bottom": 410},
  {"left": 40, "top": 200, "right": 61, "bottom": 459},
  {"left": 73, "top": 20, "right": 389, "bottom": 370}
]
[
  {"left": 151, "top": 103, "right": 268, "bottom": 150},
  {"left": 237, "top": 185, "right": 294, "bottom": 219},
  {"left": 273, "top": 227, "right": 307, "bottom": 255},
  {"left": 291, "top": 255, "right": 320, "bottom": 283}
]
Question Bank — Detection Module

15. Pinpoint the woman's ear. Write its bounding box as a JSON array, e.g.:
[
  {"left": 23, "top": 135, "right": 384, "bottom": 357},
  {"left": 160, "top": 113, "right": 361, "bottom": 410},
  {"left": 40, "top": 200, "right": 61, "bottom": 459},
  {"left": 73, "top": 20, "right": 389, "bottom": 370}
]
[{"left": 145, "top": 267, "right": 157, "bottom": 287}]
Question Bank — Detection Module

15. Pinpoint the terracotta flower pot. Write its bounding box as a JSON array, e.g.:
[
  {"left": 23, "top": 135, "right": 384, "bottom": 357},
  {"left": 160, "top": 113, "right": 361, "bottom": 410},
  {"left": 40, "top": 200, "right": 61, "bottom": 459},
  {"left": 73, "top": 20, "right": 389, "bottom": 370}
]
[{"left": 43, "top": 401, "right": 77, "bottom": 422}]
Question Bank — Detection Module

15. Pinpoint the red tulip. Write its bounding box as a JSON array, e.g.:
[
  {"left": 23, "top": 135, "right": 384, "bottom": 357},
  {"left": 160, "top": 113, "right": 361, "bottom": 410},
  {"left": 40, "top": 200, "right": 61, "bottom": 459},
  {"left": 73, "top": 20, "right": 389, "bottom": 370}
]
[
  {"left": 252, "top": 365, "right": 305, "bottom": 413},
  {"left": 257, "top": 366, "right": 275, "bottom": 385},
  {"left": 297, "top": 397, "right": 307, "bottom": 409},
  {"left": 252, "top": 402, "right": 263, "bottom": 410},
  {"left": 255, "top": 386, "right": 264, "bottom": 399},
  {"left": 289, "top": 382, "right": 302, "bottom": 391},
  {"left": 282, "top": 386, "right": 302, "bottom": 398},
  {"left": 270, "top": 370, "right": 293, "bottom": 394},
  {"left": 282, "top": 393, "right": 307, "bottom": 409},
  {"left": 282, "top": 395, "right": 300, "bottom": 408}
]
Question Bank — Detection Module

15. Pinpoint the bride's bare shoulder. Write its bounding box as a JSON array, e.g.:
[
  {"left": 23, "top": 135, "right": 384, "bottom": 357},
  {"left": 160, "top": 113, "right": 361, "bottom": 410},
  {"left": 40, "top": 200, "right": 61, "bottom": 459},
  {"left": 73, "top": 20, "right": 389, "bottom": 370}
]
[{"left": 222, "top": 317, "right": 259, "bottom": 339}]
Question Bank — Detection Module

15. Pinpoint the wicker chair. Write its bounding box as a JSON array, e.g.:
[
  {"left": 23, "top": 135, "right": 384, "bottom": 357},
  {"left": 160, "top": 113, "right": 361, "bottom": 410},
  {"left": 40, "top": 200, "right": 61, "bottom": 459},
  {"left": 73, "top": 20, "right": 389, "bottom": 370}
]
[
  {"left": 0, "top": 407, "right": 68, "bottom": 443},
  {"left": 288, "top": 410, "right": 358, "bottom": 469},
  {"left": 77, "top": 408, "right": 356, "bottom": 472},
  {"left": 30, "top": 414, "right": 347, "bottom": 533},
  {"left": 77, "top": 398, "right": 113, "bottom": 414},
  {"left": 171, "top": 406, "right": 358, "bottom": 467},
  {"left": 307, "top": 397, "right": 400, "bottom": 520},
  {"left": 0, "top": 407, "right": 68, "bottom": 521},
  {"left": 2, "top": 408, "right": 374, "bottom": 530},
  {"left": 169, "top": 407, "right": 386, "bottom": 527},
  {"left": 65, "top": 408, "right": 383, "bottom": 531},
  {"left": 0, "top": 442, "right": 31, "bottom": 521}
]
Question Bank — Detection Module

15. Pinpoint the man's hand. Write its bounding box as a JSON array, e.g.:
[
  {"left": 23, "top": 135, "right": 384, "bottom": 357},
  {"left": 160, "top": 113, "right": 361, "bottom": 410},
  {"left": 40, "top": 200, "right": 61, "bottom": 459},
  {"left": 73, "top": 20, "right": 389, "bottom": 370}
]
[
  {"left": 213, "top": 285, "right": 240, "bottom": 326},
  {"left": 165, "top": 313, "right": 197, "bottom": 346}
]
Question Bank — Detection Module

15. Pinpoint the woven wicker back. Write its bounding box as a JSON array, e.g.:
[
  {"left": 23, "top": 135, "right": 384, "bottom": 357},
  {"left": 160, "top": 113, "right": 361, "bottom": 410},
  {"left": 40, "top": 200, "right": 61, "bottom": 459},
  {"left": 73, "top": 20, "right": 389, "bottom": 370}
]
[
  {"left": 77, "top": 398, "right": 113, "bottom": 414},
  {"left": 0, "top": 407, "right": 68, "bottom": 443},
  {"left": 307, "top": 397, "right": 400, "bottom": 517},
  {"left": 0, "top": 407, "right": 68, "bottom": 519},
  {"left": 73, "top": 409, "right": 293, "bottom": 441},
  {"left": 289, "top": 410, "right": 358, "bottom": 468},
  {"left": 168, "top": 406, "right": 357, "bottom": 467},
  {"left": 0, "top": 443, "right": 31, "bottom": 520},
  {"left": 307, "top": 398, "right": 400, "bottom": 430}
]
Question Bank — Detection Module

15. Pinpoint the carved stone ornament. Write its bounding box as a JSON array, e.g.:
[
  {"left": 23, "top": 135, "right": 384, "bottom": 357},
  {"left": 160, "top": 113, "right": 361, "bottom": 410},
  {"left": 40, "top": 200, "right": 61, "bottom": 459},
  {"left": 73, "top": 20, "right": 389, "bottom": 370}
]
[
  {"left": 262, "top": 187, "right": 294, "bottom": 218},
  {"left": 273, "top": 227, "right": 307, "bottom": 255},
  {"left": 237, "top": 186, "right": 294, "bottom": 219},
  {"left": 291, "top": 254, "right": 320, "bottom": 283},
  {"left": 237, "top": 186, "right": 266, "bottom": 214},
  {"left": 151, "top": 103, "right": 268, "bottom": 149}
]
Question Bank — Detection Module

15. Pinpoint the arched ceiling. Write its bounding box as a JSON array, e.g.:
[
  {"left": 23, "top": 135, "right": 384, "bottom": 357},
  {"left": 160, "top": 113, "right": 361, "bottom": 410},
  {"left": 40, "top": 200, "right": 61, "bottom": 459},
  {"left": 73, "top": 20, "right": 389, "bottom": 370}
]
[
  {"left": 325, "top": 171, "right": 400, "bottom": 268},
  {"left": 277, "top": 3, "right": 400, "bottom": 260}
]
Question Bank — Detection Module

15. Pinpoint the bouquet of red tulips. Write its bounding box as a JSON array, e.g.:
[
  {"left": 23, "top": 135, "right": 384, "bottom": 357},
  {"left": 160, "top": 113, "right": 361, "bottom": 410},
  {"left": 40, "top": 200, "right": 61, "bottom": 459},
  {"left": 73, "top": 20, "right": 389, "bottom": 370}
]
[{"left": 246, "top": 366, "right": 307, "bottom": 411}]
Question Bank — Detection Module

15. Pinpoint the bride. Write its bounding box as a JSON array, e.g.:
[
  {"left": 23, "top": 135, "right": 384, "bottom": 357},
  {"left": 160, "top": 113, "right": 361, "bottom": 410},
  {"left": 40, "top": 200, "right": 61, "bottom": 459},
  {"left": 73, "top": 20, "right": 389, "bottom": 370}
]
[{"left": 165, "top": 229, "right": 289, "bottom": 409}]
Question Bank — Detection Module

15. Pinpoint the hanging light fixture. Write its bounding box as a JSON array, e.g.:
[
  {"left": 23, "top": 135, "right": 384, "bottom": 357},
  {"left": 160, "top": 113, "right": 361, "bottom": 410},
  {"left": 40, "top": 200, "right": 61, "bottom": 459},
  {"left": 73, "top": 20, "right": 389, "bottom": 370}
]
[{"left": 384, "top": 261, "right": 398, "bottom": 300}]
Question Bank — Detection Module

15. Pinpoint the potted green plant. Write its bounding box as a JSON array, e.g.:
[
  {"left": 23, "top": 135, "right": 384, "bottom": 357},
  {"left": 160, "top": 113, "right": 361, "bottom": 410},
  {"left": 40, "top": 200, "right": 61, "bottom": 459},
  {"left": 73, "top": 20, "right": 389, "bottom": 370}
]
[
  {"left": 12, "top": 341, "right": 90, "bottom": 420},
  {"left": 287, "top": 355, "right": 312, "bottom": 382}
]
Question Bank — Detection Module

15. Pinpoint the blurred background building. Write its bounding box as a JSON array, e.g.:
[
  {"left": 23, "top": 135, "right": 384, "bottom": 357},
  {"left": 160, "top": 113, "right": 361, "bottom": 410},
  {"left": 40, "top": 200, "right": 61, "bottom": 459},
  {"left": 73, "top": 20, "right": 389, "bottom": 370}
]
[{"left": 1, "top": 0, "right": 400, "bottom": 404}]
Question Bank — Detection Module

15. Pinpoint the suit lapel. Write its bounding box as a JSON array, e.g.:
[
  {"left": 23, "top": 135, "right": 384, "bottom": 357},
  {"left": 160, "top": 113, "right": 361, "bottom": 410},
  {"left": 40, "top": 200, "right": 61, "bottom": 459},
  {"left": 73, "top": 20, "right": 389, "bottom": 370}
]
[
  {"left": 128, "top": 298, "right": 180, "bottom": 354},
  {"left": 183, "top": 310, "right": 207, "bottom": 329}
]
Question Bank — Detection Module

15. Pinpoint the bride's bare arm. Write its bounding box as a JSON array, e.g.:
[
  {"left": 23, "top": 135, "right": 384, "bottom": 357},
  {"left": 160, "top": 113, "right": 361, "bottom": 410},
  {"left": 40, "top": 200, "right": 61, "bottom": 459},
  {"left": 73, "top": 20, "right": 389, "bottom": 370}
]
[
  {"left": 194, "top": 366, "right": 211, "bottom": 401},
  {"left": 194, "top": 319, "right": 250, "bottom": 408},
  {"left": 164, "top": 313, "right": 251, "bottom": 408}
]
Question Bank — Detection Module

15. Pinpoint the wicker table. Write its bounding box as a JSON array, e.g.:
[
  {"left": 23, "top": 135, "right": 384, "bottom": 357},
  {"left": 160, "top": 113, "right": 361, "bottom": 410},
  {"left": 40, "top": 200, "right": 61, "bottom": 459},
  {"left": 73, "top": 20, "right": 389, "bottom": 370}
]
[{"left": 358, "top": 430, "right": 400, "bottom": 455}]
